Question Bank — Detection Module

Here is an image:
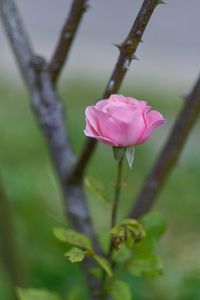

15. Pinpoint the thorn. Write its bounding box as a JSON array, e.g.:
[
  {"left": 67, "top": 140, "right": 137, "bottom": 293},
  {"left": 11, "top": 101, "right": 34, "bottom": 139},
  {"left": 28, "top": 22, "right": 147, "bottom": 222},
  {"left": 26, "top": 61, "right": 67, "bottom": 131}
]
[
  {"left": 132, "top": 54, "right": 139, "bottom": 61},
  {"left": 158, "top": 0, "right": 166, "bottom": 4},
  {"left": 112, "top": 43, "right": 122, "bottom": 50},
  {"left": 83, "top": 2, "right": 90, "bottom": 11}
]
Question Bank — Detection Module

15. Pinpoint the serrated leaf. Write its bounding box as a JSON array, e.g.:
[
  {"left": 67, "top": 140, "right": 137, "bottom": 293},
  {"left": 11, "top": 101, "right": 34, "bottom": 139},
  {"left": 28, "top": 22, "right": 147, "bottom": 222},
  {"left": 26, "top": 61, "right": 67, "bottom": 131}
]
[
  {"left": 16, "top": 288, "right": 61, "bottom": 300},
  {"left": 110, "top": 280, "right": 132, "bottom": 300},
  {"left": 84, "top": 176, "right": 109, "bottom": 202},
  {"left": 127, "top": 253, "right": 163, "bottom": 278},
  {"left": 93, "top": 255, "right": 113, "bottom": 277},
  {"left": 53, "top": 227, "right": 92, "bottom": 249},
  {"left": 113, "top": 147, "right": 126, "bottom": 161},
  {"left": 125, "top": 146, "right": 135, "bottom": 169},
  {"left": 64, "top": 247, "right": 85, "bottom": 263}
]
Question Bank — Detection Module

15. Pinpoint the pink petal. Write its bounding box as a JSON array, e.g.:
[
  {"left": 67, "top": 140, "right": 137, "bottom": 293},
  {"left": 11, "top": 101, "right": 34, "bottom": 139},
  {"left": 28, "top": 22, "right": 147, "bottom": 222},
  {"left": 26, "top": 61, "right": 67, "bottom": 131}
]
[
  {"left": 85, "top": 107, "right": 119, "bottom": 146},
  {"left": 137, "top": 110, "right": 166, "bottom": 144},
  {"left": 84, "top": 119, "right": 99, "bottom": 137},
  {"left": 84, "top": 121, "right": 118, "bottom": 146},
  {"left": 85, "top": 106, "right": 101, "bottom": 134}
]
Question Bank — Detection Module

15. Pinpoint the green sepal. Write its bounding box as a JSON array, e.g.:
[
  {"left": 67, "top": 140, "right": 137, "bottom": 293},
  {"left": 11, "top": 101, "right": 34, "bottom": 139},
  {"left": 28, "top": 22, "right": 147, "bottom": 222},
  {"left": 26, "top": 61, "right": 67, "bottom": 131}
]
[
  {"left": 125, "top": 146, "right": 135, "bottom": 169},
  {"left": 113, "top": 147, "right": 126, "bottom": 161}
]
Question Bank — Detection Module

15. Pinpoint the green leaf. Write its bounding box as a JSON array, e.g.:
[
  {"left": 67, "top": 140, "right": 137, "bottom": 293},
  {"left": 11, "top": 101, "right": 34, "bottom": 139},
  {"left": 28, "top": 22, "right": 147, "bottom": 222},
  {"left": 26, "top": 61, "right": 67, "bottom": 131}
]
[
  {"left": 64, "top": 247, "right": 85, "bottom": 263},
  {"left": 128, "top": 253, "right": 163, "bottom": 278},
  {"left": 113, "top": 244, "right": 133, "bottom": 263},
  {"left": 110, "top": 280, "right": 132, "bottom": 300},
  {"left": 84, "top": 176, "right": 109, "bottom": 202},
  {"left": 125, "top": 146, "right": 135, "bottom": 169},
  {"left": 93, "top": 255, "right": 113, "bottom": 277},
  {"left": 113, "top": 147, "right": 126, "bottom": 161},
  {"left": 53, "top": 227, "right": 92, "bottom": 250},
  {"left": 16, "top": 288, "right": 61, "bottom": 300},
  {"left": 140, "top": 212, "right": 166, "bottom": 241},
  {"left": 133, "top": 212, "right": 166, "bottom": 255}
]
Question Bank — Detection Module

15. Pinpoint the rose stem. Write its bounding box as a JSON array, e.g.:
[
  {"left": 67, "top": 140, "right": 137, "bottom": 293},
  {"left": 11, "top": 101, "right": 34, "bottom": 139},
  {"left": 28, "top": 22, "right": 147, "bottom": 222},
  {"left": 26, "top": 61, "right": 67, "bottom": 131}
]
[
  {"left": 101, "top": 156, "right": 124, "bottom": 298},
  {"left": 110, "top": 156, "right": 124, "bottom": 233}
]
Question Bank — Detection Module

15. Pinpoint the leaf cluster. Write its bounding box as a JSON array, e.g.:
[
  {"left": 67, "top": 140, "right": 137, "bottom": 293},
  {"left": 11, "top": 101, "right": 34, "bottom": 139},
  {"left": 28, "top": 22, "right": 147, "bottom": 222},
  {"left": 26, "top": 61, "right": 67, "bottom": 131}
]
[{"left": 53, "top": 227, "right": 113, "bottom": 277}]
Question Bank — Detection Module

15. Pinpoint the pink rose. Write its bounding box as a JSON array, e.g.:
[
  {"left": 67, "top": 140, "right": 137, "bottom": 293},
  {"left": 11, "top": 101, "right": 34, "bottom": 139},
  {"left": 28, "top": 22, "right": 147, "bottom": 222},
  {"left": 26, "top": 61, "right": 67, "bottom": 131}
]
[{"left": 84, "top": 94, "right": 166, "bottom": 147}]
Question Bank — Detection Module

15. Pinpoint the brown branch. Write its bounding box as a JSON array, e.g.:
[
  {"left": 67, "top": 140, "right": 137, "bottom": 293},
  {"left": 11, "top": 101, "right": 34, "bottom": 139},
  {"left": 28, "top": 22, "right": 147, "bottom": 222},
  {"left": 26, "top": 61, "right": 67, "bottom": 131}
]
[
  {"left": 130, "top": 75, "right": 200, "bottom": 219},
  {"left": 72, "top": 0, "right": 162, "bottom": 180},
  {"left": 49, "top": 0, "right": 89, "bottom": 83},
  {"left": 0, "top": 1, "right": 101, "bottom": 298}
]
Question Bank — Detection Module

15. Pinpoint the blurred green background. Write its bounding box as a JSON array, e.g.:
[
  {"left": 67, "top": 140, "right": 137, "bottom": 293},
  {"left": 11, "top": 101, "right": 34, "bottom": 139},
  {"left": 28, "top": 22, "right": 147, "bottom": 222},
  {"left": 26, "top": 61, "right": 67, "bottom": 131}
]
[{"left": 0, "top": 77, "right": 200, "bottom": 299}]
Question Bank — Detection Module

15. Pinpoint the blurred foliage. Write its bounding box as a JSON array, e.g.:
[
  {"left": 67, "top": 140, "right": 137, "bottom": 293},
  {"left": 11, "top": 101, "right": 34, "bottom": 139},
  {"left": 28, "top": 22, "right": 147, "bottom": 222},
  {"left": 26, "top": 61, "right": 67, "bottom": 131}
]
[{"left": 0, "top": 77, "right": 200, "bottom": 299}]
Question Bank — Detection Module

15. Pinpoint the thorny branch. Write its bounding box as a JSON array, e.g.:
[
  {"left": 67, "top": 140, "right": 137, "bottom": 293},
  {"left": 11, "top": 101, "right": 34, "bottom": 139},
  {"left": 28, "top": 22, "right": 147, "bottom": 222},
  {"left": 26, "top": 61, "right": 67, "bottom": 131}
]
[
  {"left": 72, "top": 0, "right": 162, "bottom": 180},
  {"left": 49, "top": 0, "right": 89, "bottom": 83},
  {"left": 130, "top": 75, "right": 200, "bottom": 219}
]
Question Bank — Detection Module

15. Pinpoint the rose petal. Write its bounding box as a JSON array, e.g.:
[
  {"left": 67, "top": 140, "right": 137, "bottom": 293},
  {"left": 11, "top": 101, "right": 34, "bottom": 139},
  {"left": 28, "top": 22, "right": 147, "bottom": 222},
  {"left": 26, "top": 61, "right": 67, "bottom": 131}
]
[
  {"left": 84, "top": 121, "right": 118, "bottom": 146},
  {"left": 84, "top": 94, "right": 166, "bottom": 147},
  {"left": 137, "top": 110, "right": 166, "bottom": 144},
  {"left": 85, "top": 106, "right": 102, "bottom": 134}
]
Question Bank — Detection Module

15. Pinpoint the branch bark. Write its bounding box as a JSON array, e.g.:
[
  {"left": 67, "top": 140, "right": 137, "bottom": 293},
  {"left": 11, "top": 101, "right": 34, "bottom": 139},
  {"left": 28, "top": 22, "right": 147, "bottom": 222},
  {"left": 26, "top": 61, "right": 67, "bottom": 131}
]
[
  {"left": 130, "top": 75, "right": 200, "bottom": 219},
  {"left": 0, "top": 1, "right": 101, "bottom": 298},
  {"left": 49, "top": 0, "right": 89, "bottom": 83},
  {"left": 72, "top": 0, "right": 161, "bottom": 180}
]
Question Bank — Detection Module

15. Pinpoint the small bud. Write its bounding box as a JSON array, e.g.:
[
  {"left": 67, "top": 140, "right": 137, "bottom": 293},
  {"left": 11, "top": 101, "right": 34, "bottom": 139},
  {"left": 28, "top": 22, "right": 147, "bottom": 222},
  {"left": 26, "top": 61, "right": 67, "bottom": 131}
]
[
  {"left": 126, "top": 40, "right": 132, "bottom": 46},
  {"left": 30, "top": 55, "right": 46, "bottom": 73},
  {"left": 136, "top": 30, "right": 142, "bottom": 36},
  {"left": 107, "top": 80, "right": 115, "bottom": 92},
  {"left": 64, "top": 32, "right": 72, "bottom": 40},
  {"left": 123, "top": 59, "right": 130, "bottom": 71}
]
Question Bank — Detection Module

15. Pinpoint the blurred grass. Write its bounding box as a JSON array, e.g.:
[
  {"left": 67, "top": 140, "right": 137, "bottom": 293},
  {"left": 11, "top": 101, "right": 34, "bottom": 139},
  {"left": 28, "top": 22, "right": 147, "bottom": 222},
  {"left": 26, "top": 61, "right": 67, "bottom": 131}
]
[{"left": 0, "top": 77, "right": 200, "bottom": 299}]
